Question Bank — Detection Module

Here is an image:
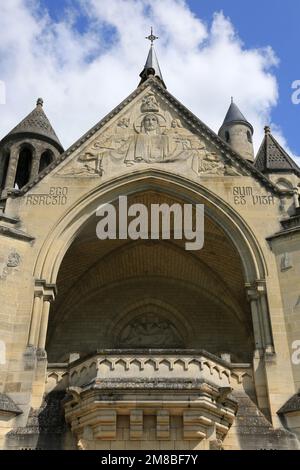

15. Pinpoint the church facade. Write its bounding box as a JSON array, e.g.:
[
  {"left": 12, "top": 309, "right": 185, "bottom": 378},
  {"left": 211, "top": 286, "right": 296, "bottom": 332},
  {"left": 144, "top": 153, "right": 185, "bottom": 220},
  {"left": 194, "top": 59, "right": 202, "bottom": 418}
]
[{"left": 0, "top": 43, "right": 300, "bottom": 450}]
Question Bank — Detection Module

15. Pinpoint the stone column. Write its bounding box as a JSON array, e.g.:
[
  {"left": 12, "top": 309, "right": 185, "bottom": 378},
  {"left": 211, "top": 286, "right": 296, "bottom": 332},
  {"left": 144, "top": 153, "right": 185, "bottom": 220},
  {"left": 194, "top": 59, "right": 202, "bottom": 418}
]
[
  {"left": 38, "top": 300, "right": 51, "bottom": 350},
  {"left": 4, "top": 144, "right": 19, "bottom": 190},
  {"left": 246, "top": 281, "right": 274, "bottom": 353},
  {"left": 293, "top": 187, "right": 300, "bottom": 209},
  {"left": 28, "top": 295, "right": 42, "bottom": 347},
  {"left": 30, "top": 146, "right": 42, "bottom": 182},
  {"left": 249, "top": 295, "right": 263, "bottom": 350},
  {"left": 246, "top": 285, "right": 264, "bottom": 351},
  {"left": 28, "top": 280, "right": 56, "bottom": 350},
  {"left": 29, "top": 281, "right": 56, "bottom": 409}
]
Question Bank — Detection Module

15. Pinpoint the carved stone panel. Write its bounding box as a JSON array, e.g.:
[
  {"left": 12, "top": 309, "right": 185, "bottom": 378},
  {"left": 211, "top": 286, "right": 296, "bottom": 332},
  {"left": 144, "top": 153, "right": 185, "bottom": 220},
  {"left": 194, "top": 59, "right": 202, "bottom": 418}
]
[
  {"left": 117, "top": 313, "right": 184, "bottom": 348},
  {"left": 57, "top": 89, "right": 246, "bottom": 179},
  {"left": 0, "top": 250, "right": 21, "bottom": 280}
]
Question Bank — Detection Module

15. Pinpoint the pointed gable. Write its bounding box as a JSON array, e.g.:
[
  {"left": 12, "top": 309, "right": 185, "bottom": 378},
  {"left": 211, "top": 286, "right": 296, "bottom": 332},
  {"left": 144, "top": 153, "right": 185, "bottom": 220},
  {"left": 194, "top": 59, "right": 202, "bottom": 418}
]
[{"left": 255, "top": 126, "right": 300, "bottom": 176}]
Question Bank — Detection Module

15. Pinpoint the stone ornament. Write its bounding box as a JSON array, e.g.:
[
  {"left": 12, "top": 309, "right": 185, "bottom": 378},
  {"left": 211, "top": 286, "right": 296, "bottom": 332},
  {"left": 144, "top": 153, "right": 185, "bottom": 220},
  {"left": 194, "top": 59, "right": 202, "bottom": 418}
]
[
  {"left": 118, "top": 313, "right": 184, "bottom": 348},
  {"left": 281, "top": 252, "right": 293, "bottom": 271},
  {"left": 0, "top": 250, "right": 21, "bottom": 280},
  {"left": 141, "top": 92, "right": 160, "bottom": 113}
]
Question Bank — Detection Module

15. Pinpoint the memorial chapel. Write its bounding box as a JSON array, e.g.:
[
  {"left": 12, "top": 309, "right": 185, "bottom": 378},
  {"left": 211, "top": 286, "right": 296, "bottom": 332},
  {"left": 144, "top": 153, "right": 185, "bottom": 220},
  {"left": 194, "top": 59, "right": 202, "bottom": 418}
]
[{"left": 0, "top": 39, "right": 300, "bottom": 450}]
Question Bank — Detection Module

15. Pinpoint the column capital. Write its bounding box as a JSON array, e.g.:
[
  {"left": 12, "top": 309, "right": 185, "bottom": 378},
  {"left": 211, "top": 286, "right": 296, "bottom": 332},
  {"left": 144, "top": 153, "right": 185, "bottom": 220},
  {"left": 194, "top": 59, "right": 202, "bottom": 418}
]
[{"left": 245, "top": 280, "right": 266, "bottom": 301}]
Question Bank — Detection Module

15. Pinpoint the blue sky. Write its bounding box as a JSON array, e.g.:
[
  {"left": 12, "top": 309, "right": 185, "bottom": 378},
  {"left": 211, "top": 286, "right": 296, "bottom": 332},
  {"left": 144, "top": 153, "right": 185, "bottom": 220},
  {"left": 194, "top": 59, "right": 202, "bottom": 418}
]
[
  {"left": 0, "top": 0, "right": 299, "bottom": 161},
  {"left": 188, "top": 0, "right": 300, "bottom": 156},
  {"left": 42, "top": 0, "right": 300, "bottom": 154}
]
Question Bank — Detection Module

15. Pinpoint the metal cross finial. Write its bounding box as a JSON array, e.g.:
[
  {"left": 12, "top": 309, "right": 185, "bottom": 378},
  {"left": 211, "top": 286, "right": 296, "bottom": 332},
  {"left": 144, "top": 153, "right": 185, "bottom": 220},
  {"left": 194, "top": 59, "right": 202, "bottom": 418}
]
[{"left": 146, "top": 27, "right": 158, "bottom": 46}]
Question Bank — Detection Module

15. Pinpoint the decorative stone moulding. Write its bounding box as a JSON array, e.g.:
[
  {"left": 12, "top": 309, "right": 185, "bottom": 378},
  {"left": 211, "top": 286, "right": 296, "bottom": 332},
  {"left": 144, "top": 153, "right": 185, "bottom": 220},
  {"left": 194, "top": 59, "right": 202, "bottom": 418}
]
[{"left": 57, "top": 350, "right": 253, "bottom": 446}]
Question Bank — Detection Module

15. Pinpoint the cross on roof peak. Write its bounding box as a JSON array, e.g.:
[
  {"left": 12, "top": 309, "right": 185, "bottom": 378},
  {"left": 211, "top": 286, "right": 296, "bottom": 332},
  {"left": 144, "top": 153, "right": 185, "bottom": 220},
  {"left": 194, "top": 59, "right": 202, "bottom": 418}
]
[{"left": 146, "top": 27, "right": 159, "bottom": 46}]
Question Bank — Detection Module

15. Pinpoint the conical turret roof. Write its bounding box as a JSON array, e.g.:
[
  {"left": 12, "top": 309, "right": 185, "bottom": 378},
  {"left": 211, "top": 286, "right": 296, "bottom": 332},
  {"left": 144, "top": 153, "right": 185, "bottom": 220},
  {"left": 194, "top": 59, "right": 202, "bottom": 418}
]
[
  {"left": 221, "top": 98, "right": 253, "bottom": 133},
  {"left": 139, "top": 45, "right": 166, "bottom": 88},
  {"left": 1, "top": 98, "right": 63, "bottom": 151}
]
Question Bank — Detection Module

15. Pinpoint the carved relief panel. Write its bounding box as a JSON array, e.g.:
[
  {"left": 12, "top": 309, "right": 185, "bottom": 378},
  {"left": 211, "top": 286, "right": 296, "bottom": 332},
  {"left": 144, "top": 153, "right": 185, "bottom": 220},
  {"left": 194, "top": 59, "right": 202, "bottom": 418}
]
[{"left": 117, "top": 313, "right": 184, "bottom": 348}]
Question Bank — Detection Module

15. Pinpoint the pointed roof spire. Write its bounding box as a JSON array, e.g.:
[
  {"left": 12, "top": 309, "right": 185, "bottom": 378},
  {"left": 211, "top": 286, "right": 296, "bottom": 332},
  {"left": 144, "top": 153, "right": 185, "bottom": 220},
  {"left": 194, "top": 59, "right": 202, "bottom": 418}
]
[
  {"left": 139, "top": 28, "right": 166, "bottom": 88},
  {"left": 222, "top": 98, "right": 253, "bottom": 132},
  {"left": 1, "top": 98, "right": 63, "bottom": 151},
  {"left": 254, "top": 126, "right": 300, "bottom": 175}
]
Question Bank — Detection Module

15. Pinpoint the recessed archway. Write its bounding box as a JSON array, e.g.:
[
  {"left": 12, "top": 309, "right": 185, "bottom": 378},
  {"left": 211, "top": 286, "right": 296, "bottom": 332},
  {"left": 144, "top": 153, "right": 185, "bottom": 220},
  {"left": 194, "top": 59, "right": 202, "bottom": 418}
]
[
  {"left": 34, "top": 170, "right": 267, "bottom": 283},
  {"left": 30, "top": 170, "right": 272, "bottom": 370}
]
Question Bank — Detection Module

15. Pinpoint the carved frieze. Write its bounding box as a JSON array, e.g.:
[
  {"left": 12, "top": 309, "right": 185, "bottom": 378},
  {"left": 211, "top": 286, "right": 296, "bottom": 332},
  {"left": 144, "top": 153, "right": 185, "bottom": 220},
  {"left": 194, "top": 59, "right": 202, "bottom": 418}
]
[
  {"left": 57, "top": 91, "right": 245, "bottom": 179},
  {"left": 7, "top": 251, "right": 21, "bottom": 268}
]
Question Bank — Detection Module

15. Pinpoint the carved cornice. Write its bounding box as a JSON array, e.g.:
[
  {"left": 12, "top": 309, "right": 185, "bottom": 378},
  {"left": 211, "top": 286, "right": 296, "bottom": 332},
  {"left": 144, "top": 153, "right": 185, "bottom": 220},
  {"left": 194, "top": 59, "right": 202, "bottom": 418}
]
[
  {"left": 0, "top": 394, "right": 22, "bottom": 417},
  {"left": 9, "top": 77, "right": 289, "bottom": 197},
  {"left": 64, "top": 375, "right": 237, "bottom": 442}
]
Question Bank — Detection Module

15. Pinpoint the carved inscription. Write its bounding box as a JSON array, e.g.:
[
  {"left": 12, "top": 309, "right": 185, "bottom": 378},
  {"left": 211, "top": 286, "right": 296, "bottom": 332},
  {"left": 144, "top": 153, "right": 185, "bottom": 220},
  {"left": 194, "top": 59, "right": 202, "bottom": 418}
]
[
  {"left": 26, "top": 187, "right": 68, "bottom": 206},
  {"left": 232, "top": 187, "right": 275, "bottom": 206},
  {"left": 58, "top": 92, "right": 244, "bottom": 178},
  {"left": 0, "top": 250, "right": 21, "bottom": 280}
]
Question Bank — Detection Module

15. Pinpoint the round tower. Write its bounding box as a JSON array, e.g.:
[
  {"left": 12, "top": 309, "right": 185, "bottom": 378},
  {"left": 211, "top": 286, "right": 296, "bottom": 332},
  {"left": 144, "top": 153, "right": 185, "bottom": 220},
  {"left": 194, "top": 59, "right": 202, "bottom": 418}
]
[
  {"left": 139, "top": 28, "right": 166, "bottom": 88},
  {"left": 0, "top": 98, "right": 63, "bottom": 196},
  {"left": 218, "top": 98, "right": 254, "bottom": 162}
]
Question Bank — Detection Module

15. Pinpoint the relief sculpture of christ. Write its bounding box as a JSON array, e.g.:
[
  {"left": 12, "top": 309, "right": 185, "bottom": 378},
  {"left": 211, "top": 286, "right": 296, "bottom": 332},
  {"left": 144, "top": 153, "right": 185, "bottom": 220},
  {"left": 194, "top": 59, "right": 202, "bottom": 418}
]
[{"left": 125, "top": 113, "right": 169, "bottom": 165}]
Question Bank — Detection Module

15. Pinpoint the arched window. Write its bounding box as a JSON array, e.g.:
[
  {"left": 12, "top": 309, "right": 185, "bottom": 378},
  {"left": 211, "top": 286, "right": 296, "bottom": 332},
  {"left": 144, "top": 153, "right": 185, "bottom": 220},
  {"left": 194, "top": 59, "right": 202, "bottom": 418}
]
[
  {"left": 14, "top": 147, "right": 33, "bottom": 189},
  {"left": 0, "top": 150, "right": 10, "bottom": 191},
  {"left": 39, "top": 150, "right": 54, "bottom": 173},
  {"left": 225, "top": 131, "right": 230, "bottom": 143},
  {"left": 0, "top": 340, "right": 6, "bottom": 365},
  {"left": 247, "top": 130, "right": 252, "bottom": 143},
  {"left": 276, "top": 178, "right": 293, "bottom": 191}
]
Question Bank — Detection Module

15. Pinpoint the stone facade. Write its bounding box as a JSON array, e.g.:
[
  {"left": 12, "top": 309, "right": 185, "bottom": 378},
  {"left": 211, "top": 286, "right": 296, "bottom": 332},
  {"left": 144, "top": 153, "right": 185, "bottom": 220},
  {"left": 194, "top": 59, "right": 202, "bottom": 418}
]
[{"left": 0, "top": 70, "right": 300, "bottom": 450}]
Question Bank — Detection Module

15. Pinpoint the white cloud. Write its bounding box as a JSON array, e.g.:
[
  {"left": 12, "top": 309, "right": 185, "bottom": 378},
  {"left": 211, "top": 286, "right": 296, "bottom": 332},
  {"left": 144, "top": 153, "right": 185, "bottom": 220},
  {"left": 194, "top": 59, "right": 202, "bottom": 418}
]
[{"left": 0, "top": 0, "right": 298, "bottom": 165}]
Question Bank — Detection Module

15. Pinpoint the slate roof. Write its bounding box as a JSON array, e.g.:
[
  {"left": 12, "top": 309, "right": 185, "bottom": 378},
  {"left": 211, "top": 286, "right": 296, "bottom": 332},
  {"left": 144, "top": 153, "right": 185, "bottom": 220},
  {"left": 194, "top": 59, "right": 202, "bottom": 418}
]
[
  {"left": 221, "top": 99, "right": 253, "bottom": 133},
  {"left": 139, "top": 46, "right": 166, "bottom": 88},
  {"left": 230, "top": 391, "right": 299, "bottom": 450},
  {"left": 277, "top": 393, "right": 300, "bottom": 415},
  {"left": 14, "top": 77, "right": 294, "bottom": 197}
]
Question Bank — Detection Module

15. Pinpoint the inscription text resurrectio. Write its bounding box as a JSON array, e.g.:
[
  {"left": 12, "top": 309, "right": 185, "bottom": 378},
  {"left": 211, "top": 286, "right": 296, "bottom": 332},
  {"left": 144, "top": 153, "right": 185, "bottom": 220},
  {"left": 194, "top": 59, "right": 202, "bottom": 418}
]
[{"left": 232, "top": 187, "right": 275, "bottom": 206}]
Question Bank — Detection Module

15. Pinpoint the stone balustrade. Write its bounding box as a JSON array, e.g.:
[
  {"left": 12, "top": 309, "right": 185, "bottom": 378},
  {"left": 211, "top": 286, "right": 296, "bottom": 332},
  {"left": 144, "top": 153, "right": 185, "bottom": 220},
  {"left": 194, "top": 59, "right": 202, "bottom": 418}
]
[{"left": 47, "top": 349, "right": 253, "bottom": 391}]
